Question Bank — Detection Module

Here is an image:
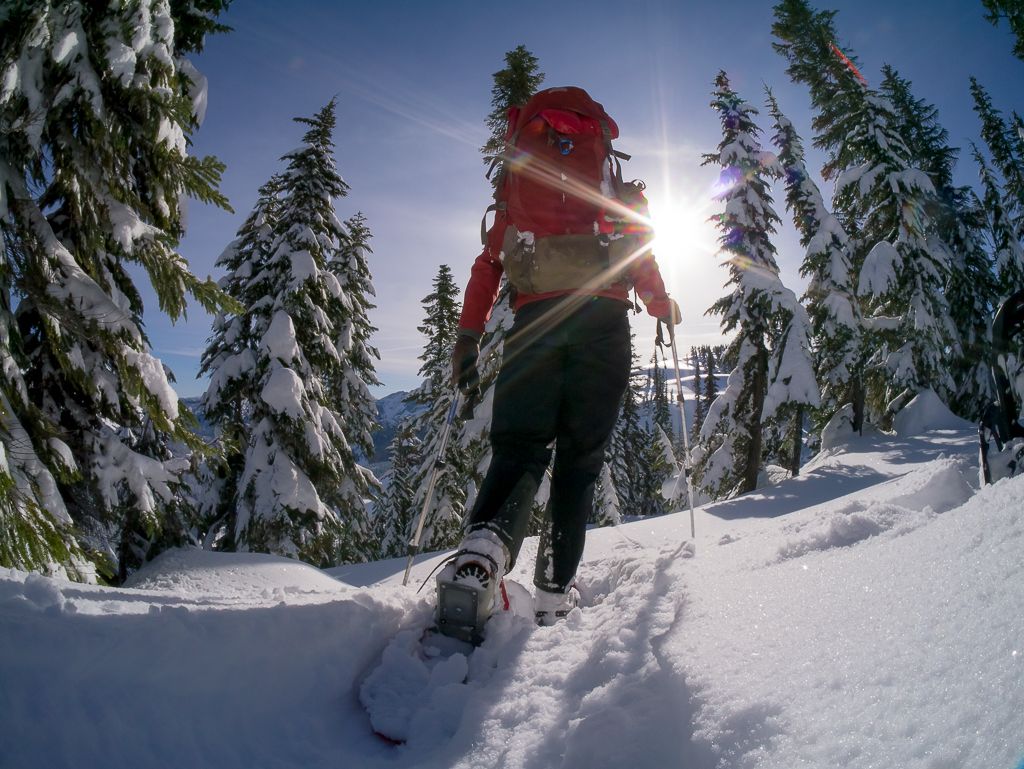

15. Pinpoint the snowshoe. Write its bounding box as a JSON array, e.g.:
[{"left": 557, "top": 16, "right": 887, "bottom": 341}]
[
  {"left": 360, "top": 570, "right": 533, "bottom": 746},
  {"left": 435, "top": 530, "right": 509, "bottom": 644}
]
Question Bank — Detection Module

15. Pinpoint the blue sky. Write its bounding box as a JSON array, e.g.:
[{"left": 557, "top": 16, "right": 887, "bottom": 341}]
[{"left": 159, "top": 0, "right": 1024, "bottom": 398}]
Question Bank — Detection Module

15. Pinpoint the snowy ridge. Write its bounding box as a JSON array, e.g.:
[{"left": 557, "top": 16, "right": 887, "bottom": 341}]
[{"left": 2, "top": 426, "right": 1023, "bottom": 769}]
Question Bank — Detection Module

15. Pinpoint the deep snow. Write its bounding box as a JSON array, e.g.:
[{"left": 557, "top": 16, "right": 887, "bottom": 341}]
[{"left": 2, "top": 409, "right": 1022, "bottom": 768}]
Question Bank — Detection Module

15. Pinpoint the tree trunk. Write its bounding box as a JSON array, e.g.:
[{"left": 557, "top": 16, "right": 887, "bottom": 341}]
[
  {"left": 789, "top": 404, "right": 804, "bottom": 477},
  {"left": 741, "top": 346, "right": 768, "bottom": 494}
]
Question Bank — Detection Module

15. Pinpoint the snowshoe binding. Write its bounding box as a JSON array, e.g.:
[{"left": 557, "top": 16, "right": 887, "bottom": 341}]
[{"left": 435, "top": 530, "right": 508, "bottom": 644}]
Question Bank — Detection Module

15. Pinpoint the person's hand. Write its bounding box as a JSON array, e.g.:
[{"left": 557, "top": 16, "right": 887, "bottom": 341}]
[
  {"left": 451, "top": 334, "right": 480, "bottom": 394},
  {"left": 647, "top": 296, "right": 682, "bottom": 325}
]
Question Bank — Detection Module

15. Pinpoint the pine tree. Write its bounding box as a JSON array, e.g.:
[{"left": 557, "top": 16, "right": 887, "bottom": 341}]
[
  {"left": 230, "top": 101, "right": 375, "bottom": 566},
  {"left": 607, "top": 341, "right": 651, "bottom": 516},
  {"left": 971, "top": 78, "right": 1024, "bottom": 220},
  {"left": 975, "top": 146, "right": 1024, "bottom": 300},
  {"left": 328, "top": 212, "right": 382, "bottom": 460},
  {"left": 199, "top": 175, "right": 284, "bottom": 548},
  {"left": 482, "top": 45, "right": 545, "bottom": 181},
  {"left": 767, "top": 89, "right": 864, "bottom": 435},
  {"left": 590, "top": 462, "right": 622, "bottom": 527},
  {"left": 695, "top": 72, "right": 817, "bottom": 498},
  {"left": 774, "top": 0, "right": 957, "bottom": 422},
  {"left": 882, "top": 67, "right": 997, "bottom": 421},
  {"left": 372, "top": 419, "right": 422, "bottom": 559},
  {"left": 651, "top": 353, "right": 674, "bottom": 439},
  {"left": 704, "top": 346, "right": 722, "bottom": 409},
  {"left": 1, "top": 0, "right": 232, "bottom": 580},
  {"left": 982, "top": 0, "right": 1024, "bottom": 60},
  {"left": 406, "top": 265, "right": 466, "bottom": 551},
  {"left": 690, "top": 348, "right": 705, "bottom": 444}
]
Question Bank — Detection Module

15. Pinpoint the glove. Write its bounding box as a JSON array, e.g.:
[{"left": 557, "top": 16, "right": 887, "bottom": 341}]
[
  {"left": 647, "top": 296, "right": 681, "bottom": 325},
  {"left": 451, "top": 334, "right": 480, "bottom": 395}
]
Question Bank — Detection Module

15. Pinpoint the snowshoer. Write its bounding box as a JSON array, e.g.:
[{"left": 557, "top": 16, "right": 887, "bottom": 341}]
[{"left": 435, "top": 86, "right": 680, "bottom": 642}]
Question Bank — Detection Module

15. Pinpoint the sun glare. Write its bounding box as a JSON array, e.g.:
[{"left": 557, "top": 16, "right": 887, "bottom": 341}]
[{"left": 647, "top": 194, "right": 719, "bottom": 267}]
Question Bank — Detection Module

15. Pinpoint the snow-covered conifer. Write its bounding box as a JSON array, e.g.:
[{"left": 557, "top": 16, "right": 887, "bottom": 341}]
[
  {"left": 607, "top": 347, "right": 647, "bottom": 516},
  {"left": 972, "top": 78, "right": 1024, "bottom": 221},
  {"left": 774, "top": 1, "right": 958, "bottom": 422},
  {"left": 651, "top": 354, "right": 673, "bottom": 439},
  {"left": 767, "top": 89, "right": 863, "bottom": 434},
  {"left": 372, "top": 420, "right": 422, "bottom": 559},
  {"left": 975, "top": 147, "right": 1024, "bottom": 300},
  {"left": 883, "top": 67, "right": 997, "bottom": 421},
  {"left": 590, "top": 462, "right": 622, "bottom": 527},
  {"left": 0, "top": 0, "right": 231, "bottom": 580},
  {"left": 703, "top": 347, "right": 721, "bottom": 412},
  {"left": 405, "top": 265, "right": 466, "bottom": 551},
  {"left": 328, "top": 212, "right": 382, "bottom": 460},
  {"left": 198, "top": 175, "right": 284, "bottom": 548},
  {"left": 231, "top": 101, "right": 376, "bottom": 566},
  {"left": 695, "top": 72, "right": 818, "bottom": 498}
]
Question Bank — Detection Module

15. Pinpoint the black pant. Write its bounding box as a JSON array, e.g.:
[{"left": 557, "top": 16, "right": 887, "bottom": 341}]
[{"left": 465, "top": 296, "right": 631, "bottom": 592}]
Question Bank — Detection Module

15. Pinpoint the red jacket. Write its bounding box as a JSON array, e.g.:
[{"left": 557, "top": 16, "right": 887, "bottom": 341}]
[{"left": 458, "top": 210, "right": 673, "bottom": 338}]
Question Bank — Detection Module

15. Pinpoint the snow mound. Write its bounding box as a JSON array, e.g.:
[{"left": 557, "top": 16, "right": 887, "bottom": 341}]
[
  {"left": 774, "top": 457, "right": 975, "bottom": 561},
  {"left": 125, "top": 548, "right": 351, "bottom": 600},
  {"left": 672, "top": 472, "right": 1024, "bottom": 769},
  {"left": 893, "top": 388, "right": 972, "bottom": 436}
]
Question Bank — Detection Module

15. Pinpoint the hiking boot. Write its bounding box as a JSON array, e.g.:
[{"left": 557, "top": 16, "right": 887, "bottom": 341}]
[
  {"left": 435, "top": 530, "right": 508, "bottom": 644},
  {"left": 534, "top": 585, "right": 581, "bottom": 627}
]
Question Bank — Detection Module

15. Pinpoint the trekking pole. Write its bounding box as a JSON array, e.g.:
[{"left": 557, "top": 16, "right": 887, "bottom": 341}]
[
  {"left": 665, "top": 323, "right": 698, "bottom": 538},
  {"left": 402, "top": 391, "right": 463, "bottom": 586}
]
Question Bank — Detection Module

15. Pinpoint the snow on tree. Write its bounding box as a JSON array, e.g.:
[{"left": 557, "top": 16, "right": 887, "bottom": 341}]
[
  {"left": 607, "top": 343, "right": 645, "bottom": 516},
  {"left": 198, "top": 175, "right": 284, "bottom": 549},
  {"left": 975, "top": 146, "right": 1024, "bottom": 300},
  {"left": 694, "top": 72, "right": 818, "bottom": 499},
  {"left": 590, "top": 461, "right": 622, "bottom": 527},
  {"left": 773, "top": 0, "right": 957, "bottom": 423},
  {"left": 839, "top": 90, "right": 958, "bottom": 419},
  {"left": 328, "top": 212, "right": 381, "bottom": 460},
  {"left": 372, "top": 419, "right": 422, "bottom": 559},
  {"left": 0, "top": 0, "right": 232, "bottom": 581},
  {"left": 459, "top": 285, "right": 514, "bottom": 512},
  {"left": 405, "top": 265, "right": 467, "bottom": 552},
  {"left": 228, "top": 101, "right": 377, "bottom": 567},
  {"left": 767, "top": 88, "right": 863, "bottom": 436},
  {"left": 971, "top": 78, "right": 1024, "bottom": 299},
  {"left": 882, "top": 66, "right": 997, "bottom": 421},
  {"left": 971, "top": 78, "right": 1024, "bottom": 221},
  {"left": 607, "top": 338, "right": 668, "bottom": 518}
]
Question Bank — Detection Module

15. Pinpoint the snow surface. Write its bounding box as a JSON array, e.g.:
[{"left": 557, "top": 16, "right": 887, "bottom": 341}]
[{"left": 2, "top": 427, "right": 1023, "bottom": 769}]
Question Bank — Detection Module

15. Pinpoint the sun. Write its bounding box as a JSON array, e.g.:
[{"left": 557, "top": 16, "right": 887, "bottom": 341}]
[{"left": 647, "top": 193, "right": 719, "bottom": 267}]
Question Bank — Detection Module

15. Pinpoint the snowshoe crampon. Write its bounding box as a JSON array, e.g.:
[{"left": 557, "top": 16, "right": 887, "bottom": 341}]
[{"left": 980, "top": 289, "right": 1024, "bottom": 484}]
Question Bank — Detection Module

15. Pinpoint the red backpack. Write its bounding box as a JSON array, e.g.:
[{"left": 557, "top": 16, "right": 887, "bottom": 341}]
[{"left": 484, "top": 86, "right": 652, "bottom": 296}]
